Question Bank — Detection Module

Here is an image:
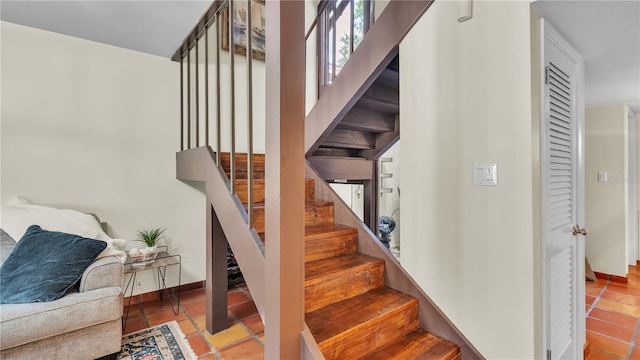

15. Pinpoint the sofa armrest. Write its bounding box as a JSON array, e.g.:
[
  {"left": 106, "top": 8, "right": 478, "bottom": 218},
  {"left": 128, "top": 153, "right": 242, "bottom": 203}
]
[
  {"left": 79, "top": 256, "right": 123, "bottom": 293},
  {"left": 0, "top": 287, "right": 123, "bottom": 351}
]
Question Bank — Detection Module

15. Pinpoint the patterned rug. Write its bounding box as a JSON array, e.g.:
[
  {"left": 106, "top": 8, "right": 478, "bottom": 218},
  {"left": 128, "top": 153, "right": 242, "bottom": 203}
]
[{"left": 120, "top": 321, "right": 196, "bottom": 360}]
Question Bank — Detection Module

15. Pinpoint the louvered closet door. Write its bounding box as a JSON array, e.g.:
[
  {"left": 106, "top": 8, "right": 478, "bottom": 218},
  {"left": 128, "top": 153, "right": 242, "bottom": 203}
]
[{"left": 542, "top": 21, "right": 583, "bottom": 360}]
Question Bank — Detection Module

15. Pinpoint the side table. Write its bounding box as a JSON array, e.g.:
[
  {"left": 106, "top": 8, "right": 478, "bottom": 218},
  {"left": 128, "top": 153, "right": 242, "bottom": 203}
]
[{"left": 122, "top": 246, "right": 181, "bottom": 330}]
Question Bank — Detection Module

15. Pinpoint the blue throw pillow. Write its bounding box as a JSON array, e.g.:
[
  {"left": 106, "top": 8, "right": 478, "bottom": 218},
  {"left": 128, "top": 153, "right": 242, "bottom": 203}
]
[{"left": 0, "top": 225, "right": 107, "bottom": 304}]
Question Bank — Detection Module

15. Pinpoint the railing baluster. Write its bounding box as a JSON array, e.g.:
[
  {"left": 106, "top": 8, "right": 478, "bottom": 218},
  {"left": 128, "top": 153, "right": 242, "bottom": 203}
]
[
  {"left": 331, "top": 1, "right": 336, "bottom": 81},
  {"left": 229, "top": 0, "right": 236, "bottom": 194},
  {"left": 195, "top": 39, "right": 200, "bottom": 147},
  {"left": 247, "top": 0, "right": 254, "bottom": 227},
  {"left": 180, "top": 56, "right": 184, "bottom": 151},
  {"left": 205, "top": 28, "right": 209, "bottom": 147},
  {"left": 187, "top": 50, "right": 191, "bottom": 149},
  {"left": 216, "top": 11, "right": 222, "bottom": 167}
]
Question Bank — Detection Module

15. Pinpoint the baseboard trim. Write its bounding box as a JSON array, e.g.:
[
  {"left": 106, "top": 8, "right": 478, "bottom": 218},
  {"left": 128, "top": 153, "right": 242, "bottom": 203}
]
[
  {"left": 124, "top": 281, "right": 205, "bottom": 305},
  {"left": 584, "top": 341, "right": 590, "bottom": 359},
  {"left": 593, "top": 271, "right": 628, "bottom": 284}
]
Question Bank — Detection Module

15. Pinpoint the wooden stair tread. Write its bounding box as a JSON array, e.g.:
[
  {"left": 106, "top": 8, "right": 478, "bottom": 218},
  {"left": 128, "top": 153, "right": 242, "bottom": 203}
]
[
  {"left": 305, "top": 253, "right": 383, "bottom": 283},
  {"left": 306, "top": 287, "right": 418, "bottom": 344},
  {"left": 247, "top": 200, "right": 333, "bottom": 210},
  {"left": 305, "top": 253, "right": 385, "bottom": 313},
  {"left": 248, "top": 200, "right": 334, "bottom": 234},
  {"left": 233, "top": 178, "right": 264, "bottom": 184},
  {"left": 305, "top": 223, "right": 356, "bottom": 239},
  {"left": 220, "top": 153, "right": 265, "bottom": 179},
  {"left": 218, "top": 162, "right": 464, "bottom": 358},
  {"left": 364, "top": 329, "right": 461, "bottom": 360},
  {"left": 305, "top": 224, "right": 358, "bottom": 263},
  {"left": 235, "top": 178, "right": 315, "bottom": 204}
]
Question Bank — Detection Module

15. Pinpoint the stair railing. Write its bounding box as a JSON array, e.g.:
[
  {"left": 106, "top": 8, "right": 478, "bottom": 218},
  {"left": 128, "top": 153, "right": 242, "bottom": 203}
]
[
  {"left": 175, "top": 0, "right": 256, "bottom": 224},
  {"left": 174, "top": 0, "right": 310, "bottom": 357}
]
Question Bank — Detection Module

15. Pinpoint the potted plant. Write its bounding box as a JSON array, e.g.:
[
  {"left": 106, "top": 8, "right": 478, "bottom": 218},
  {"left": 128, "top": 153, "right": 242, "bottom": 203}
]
[{"left": 129, "top": 228, "right": 165, "bottom": 264}]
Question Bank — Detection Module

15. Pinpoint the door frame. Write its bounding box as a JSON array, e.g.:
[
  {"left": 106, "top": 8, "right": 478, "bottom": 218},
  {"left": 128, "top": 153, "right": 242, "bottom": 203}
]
[
  {"left": 538, "top": 18, "right": 586, "bottom": 359},
  {"left": 628, "top": 107, "right": 637, "bottom": 265}
]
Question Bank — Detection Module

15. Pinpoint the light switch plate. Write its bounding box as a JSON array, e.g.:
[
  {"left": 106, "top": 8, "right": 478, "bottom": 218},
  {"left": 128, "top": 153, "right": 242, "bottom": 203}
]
[
  {"left": 598, "top": 171, "right": 608, "bottom": 182},
  {"left": 473, "top": 163, "right": 498, "bottom": 186}
]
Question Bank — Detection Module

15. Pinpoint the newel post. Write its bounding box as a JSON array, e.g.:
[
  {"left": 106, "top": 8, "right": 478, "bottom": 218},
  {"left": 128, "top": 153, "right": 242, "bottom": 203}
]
[{"left": 264, "top": 0, "right": 306, "bottom": 358}]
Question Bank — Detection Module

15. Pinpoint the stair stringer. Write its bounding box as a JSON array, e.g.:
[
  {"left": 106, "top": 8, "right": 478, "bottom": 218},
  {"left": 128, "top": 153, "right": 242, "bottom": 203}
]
[
  {"left": 305, "top": 0, "right": 434, "bottom": 157},
  {"left": 305, "top": 161, "right": 485, "bottom": 360},
  {"left": 177, "top": 147, "right": 266, "bottom": 321}
]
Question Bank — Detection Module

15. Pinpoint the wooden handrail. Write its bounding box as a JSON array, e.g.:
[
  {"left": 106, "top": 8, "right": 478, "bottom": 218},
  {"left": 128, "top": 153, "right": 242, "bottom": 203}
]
[{"left": 171, "top": 0, "right": 227, "bottom": 61}]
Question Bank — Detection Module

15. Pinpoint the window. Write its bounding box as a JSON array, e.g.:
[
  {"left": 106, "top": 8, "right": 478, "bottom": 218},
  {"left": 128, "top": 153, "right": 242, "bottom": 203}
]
[{"left": 318, "top": 0, "right": 372, "bottom": 89}]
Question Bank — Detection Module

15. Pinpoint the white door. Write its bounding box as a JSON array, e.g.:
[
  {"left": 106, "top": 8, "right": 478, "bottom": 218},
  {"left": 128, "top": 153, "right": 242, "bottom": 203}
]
[{"left": 541, "top": 20, "right": 585, "bottom": 360}]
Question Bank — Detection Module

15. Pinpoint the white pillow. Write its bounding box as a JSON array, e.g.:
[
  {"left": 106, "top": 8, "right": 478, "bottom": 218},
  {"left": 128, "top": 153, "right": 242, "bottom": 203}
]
[{"left": 1, "top": 196, "right": 127, "bottom": 262}]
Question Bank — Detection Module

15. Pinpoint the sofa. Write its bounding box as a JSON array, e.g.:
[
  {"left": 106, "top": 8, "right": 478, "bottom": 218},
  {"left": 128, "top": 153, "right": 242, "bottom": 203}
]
[
  {"left": 0, "top": 198, "right": 127, "bottom": 360},
  {"left": 0, "top": 230, "right": 124, "bottom": 360}
]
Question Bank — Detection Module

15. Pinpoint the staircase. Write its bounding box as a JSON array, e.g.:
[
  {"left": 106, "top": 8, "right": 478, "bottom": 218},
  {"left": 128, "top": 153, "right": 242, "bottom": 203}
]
[
  {"left": 222, "top": 153, "right": 460, "bottom": 360},
  {"left": 175, "top": 1, "right": 483, "bottom": 357},
  {"left": 309, "top": 55, "right": 399, "bottom": 161}
]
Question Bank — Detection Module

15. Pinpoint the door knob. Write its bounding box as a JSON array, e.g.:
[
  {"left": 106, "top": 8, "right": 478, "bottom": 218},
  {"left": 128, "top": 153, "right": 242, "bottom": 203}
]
[{"left": 572, "top": 225, "right": 588, "bottom": 236}]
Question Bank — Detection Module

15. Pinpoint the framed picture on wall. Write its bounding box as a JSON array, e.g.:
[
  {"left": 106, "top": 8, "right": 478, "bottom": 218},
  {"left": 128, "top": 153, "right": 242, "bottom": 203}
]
[{"left": 221, "top": 0, "right": 265, "bottom": 61}]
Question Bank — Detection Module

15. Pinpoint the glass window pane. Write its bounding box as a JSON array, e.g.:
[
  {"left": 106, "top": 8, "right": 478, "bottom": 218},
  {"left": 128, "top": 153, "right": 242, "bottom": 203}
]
[
  {"left": 353, "top": 0, "right": 365, "bottom": 50},
  {"left": 334, "top": 1, "right": 351, "bottom": 75},
  {"left": 328, "top": 11, "right": 335, "bottom": 82}
]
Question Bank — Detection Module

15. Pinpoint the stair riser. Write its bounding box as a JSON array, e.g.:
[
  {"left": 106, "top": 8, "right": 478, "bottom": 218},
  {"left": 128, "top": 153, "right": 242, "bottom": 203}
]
[
  {"left": 251, "top": 203, "right": 334, "bottom": 234},
  {"left": 364, "top": 330, "right": 461, "bottom": 360},
  {"left": 319, "top": 301, "right": 419, "bottom": 360},
  {"left": 235, "top": 181, "right": 265, "bottom": 204},
  {"left": 220, "top": 153, "right": 265, "bottom": 179},
  {"left": 305, "top": 265, "right": 385, "bottom": 313},
  {"left": 225, "top": 170, "right": 265, "bottom": 180},
  {"left": 235, "top": 179, "right": 315, "bottom": 204},
  {"left": 305, "top": 204, "right": 334, "bottom": 227},
  {"left": 305, "top": 232, "right": 358, "bottom": 262}
]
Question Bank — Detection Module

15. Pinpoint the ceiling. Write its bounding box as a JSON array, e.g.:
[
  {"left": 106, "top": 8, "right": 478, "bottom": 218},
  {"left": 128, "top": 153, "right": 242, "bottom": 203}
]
[
  {"left": 0, "top": 1, "right": 213, "bottom": 59},
  {"left": 1, "top": 0, "right": 638, "bottom": 113},
  {"left": 532, "top": 0, "right": 640, "bottom": 114}
]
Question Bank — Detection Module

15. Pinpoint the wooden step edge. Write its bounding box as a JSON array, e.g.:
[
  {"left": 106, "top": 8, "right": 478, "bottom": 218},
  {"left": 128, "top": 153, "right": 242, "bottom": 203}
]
[
  {"left": 236, "top": 179, "right": 315, "bottom": 203},
  {"left": 233, "top": 179, "right": 266, "bottom": 185},
  {"left": 305, "top": 256, "right": 385, "bottom": 313},
  {"left": 305, "top": 223, "right": 357, "bottom": 240},
  {"left": 245, "top": 200, "right": 333, "bottom": 210},
  {"left": 306, "top": 288, "right": 418, "bottom": 344},
  {"left": 363, "top": 329, "right": 461, "bottom": 360},
  {"left": 305, "top": 229, "right": 358, "bottom": 263},
  {"left": 311, "top": 295, "right": 419, "bottom": 360},
  {"left": 305, "top": 254, "right": 385, "bottom": 285}
]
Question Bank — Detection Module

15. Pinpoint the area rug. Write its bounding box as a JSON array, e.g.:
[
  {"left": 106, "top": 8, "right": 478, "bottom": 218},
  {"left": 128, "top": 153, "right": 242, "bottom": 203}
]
[{"left": 120, "top": 321, "right": 196, "bottom": 360}]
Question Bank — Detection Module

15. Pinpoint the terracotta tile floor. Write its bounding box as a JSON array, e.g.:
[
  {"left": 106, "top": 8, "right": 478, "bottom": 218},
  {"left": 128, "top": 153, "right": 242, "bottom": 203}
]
[
  {"left": 123, "top": 284, "right": 264, "bottom": 359},
  {"left": 125, "top": 267, "right": 640, "bottom": 360},
  {"left": 586, "top": 265, "right": 640, "bottom": 359}
]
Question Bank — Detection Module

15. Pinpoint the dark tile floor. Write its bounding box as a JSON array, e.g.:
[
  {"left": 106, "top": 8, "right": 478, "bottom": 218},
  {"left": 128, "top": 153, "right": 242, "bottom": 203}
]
[{"left": 123, "top": 284, "right": 264, "bottom": 359}]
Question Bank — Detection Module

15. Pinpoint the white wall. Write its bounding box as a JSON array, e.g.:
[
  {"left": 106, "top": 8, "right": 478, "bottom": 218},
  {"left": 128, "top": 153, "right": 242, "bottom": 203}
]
[
  {"left": 585, "top": 104, "right": 629, "bottom": 276},
  {"left": 1, "top": 22, "right": 206, "bottom": 295},
  {"left": 184, "top": 21, "right": 267, "bottom": 155},
  {"left": 378, "top": 142, "right": 400, "bottom": 252},
  {"left": 637, "top": 112, "right": 640, "bottom": 261},
  {"left": 400, "top": 1, "right": 535, "bottom": 358}
]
